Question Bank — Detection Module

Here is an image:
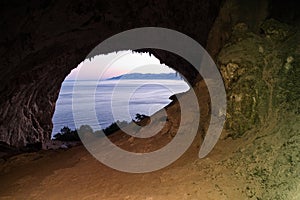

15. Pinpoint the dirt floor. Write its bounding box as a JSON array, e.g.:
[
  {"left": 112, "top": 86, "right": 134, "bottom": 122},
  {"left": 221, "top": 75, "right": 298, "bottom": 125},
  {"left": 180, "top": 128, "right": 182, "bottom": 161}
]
[
  {"left": 0, "top": 133, "right": 254, "bottom": 200},
  {"left": 0, "top": 88, "right": 298, "bottom": 199},
  {"left": 1, "top": 110, "right": 299, "bottom": 200}
]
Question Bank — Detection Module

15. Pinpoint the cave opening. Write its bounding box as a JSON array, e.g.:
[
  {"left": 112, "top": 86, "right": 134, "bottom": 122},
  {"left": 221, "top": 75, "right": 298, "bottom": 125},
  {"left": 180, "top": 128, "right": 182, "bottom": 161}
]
[
  {"left": 51, "top": 50, "right": 190, "bottom": 142},
  {"left": 1, "top": 0, "right": 300, "bottom": 199}
]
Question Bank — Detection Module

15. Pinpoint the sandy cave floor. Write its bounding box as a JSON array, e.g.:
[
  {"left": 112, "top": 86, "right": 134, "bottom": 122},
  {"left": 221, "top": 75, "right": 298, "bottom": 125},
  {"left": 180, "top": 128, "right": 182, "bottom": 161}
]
[{"left": 0, "top": 134, "right": 256, "bottom": 200}]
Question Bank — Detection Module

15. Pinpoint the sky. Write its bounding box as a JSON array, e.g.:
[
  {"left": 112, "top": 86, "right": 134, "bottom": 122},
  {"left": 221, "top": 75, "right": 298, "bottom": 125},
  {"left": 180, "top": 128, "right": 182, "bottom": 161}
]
[{"left": 66, "top": 51, "right": 176, "bottom": 80}]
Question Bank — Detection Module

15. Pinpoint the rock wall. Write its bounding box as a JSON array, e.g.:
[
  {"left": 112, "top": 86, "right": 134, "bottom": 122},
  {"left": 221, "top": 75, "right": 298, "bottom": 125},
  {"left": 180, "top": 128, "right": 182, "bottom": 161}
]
[
  {"left": 207, "top": 2, "right": 300, "bottom": 198},
  {"left": 0, "top": 0, "right": 222, "bottom": 147},
  {"left": 217, "top": 18, "right": 300, "bottom": 200},
  {"left": 217, "top": 19, "right": 300, "bottom": 138},
  {"left": 0, "top": 1, "right": 300, "bottom": 198},
  {"left": 0, "top": 0, "right": 299, "bottom": 151}
]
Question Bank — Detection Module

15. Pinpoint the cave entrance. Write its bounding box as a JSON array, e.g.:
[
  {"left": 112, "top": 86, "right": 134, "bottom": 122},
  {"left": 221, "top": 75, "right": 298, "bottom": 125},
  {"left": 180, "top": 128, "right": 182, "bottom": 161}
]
[{"left": 51, "top": 50, "right": 190, "bottom": 138}]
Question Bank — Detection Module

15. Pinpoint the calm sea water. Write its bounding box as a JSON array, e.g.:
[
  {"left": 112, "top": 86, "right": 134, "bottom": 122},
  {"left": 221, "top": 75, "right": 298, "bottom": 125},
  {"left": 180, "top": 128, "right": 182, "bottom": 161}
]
[{"left": 52, "top": 79, "right": 189, "bottom": 135}]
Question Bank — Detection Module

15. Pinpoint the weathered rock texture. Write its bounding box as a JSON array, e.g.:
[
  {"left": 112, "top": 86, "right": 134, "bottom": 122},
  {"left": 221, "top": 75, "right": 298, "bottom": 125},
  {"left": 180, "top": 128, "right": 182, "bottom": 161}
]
[
  {"left": 0, "top": 0, "right": 300, "bottom": 199},
  {"left": 217, "top": 19, "right": 300, "bottom": 199},
  {"left": 208, "top": 2, "right": 300, "bottom": 198},
  {"left": 0, "top": 0, "right": 222, "bottom": 147},
  {"left": 1, "top": 0, "right": 298, "bottom": 148}
]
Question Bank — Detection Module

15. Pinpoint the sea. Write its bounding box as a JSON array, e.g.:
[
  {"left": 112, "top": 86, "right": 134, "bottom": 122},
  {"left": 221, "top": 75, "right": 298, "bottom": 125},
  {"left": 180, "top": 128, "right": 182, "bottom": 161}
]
[{"left": 52, "top": 79, "right": 189, "bottom": 136}]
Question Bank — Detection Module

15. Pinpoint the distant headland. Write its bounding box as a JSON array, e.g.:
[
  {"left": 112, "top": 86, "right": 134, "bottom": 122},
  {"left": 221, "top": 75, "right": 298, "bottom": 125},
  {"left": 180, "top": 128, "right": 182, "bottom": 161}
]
[{"left": 106, "top": 73, "right": 182, "bottom": 80}]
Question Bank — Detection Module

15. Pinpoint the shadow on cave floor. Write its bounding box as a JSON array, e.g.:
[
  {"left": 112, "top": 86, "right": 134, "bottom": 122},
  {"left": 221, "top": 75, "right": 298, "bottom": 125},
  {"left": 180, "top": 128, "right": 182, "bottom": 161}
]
[{"left": 0, "top": 130, "right": 246, "bottom": 200}]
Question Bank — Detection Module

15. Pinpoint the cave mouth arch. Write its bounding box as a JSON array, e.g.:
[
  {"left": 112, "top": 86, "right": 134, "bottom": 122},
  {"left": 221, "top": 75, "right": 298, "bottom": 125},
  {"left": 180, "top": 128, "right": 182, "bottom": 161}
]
[{"left": 51, "top": 50, "right": 190, "bottom": 140}]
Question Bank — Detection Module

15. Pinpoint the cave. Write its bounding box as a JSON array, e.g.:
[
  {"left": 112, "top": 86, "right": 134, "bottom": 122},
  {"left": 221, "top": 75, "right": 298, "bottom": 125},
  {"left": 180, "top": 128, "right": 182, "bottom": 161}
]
[{"left": 0, "top": 0, "right": 299, "bottom": 199}]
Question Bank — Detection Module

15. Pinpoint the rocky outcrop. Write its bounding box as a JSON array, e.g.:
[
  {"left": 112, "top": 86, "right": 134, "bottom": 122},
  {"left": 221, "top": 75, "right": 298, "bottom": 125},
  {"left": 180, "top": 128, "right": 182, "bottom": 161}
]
[
  {"left": 204, "top": 2, "right": 300, "bottom": 198},
  {"left": 217, "top": 19, "right": 300, "bottom": 199},
  {"left": 218, "top": 19, "right": 299, "bottom": 137}
]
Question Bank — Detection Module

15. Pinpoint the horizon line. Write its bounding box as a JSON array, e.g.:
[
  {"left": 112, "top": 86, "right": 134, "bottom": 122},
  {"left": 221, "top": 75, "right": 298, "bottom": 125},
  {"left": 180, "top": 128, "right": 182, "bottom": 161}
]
[{"left": 65, "top": 72, "right": 179, "bottom": 81}]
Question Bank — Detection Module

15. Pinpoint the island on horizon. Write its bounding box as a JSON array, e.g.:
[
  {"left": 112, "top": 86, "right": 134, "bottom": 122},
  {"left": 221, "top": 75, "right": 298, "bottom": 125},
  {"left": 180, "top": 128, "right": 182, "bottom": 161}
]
[{"left": 106, "top": 73, "right": 182, "bottom": 80}]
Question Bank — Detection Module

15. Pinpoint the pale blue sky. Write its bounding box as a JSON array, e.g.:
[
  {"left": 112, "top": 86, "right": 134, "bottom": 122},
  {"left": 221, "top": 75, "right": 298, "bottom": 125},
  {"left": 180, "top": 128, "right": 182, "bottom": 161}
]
[{"left": 66, "top": 51, "right": 175, "bottom": 80}]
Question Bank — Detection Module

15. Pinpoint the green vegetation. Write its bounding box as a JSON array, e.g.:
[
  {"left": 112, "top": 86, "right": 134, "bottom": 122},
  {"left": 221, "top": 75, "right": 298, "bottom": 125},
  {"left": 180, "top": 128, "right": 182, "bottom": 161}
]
[
  {"left": 53, "top": 121, "right": 129, "bottom": 140},
  {"left": 133, "top": 113, "right": 150, "bottom": 126},
  {"left": 53, "top": 113, "right": 150, "bottom": 141},
  {"left": 102, "top": 120, "right": 129, "bottom": 136},
  {"left": 53, "top": 126, "right": 80, "bottom": 141}
]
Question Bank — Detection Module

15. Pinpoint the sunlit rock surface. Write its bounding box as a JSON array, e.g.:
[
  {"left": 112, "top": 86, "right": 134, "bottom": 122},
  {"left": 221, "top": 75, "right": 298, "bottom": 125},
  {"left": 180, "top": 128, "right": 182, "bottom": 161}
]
[{"left": 218, "top": 19, "right": 300, "bottom": 199}]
